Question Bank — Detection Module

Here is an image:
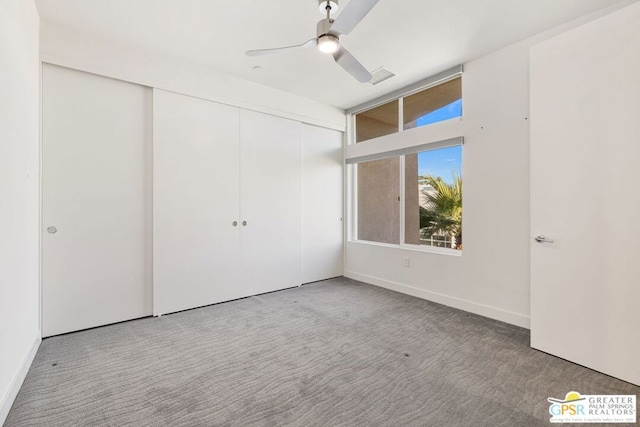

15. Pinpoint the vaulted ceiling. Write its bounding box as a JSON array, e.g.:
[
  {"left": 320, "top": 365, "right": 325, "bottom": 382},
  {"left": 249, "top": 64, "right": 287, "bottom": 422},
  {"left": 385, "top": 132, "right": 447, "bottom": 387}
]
[{"left": 35, "top": 0, "right": 629, "bottom": 109}]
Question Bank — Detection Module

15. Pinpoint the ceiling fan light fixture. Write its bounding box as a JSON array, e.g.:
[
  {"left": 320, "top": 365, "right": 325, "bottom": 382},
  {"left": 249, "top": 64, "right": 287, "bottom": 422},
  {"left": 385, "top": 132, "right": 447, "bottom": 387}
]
[{"left": 317, "top": 34, "right": 340, "bottom": 54}]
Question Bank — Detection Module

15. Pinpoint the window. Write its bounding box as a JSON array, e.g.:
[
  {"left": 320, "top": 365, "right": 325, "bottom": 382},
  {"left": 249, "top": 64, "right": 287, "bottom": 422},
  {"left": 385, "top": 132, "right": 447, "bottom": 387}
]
[
  {"left": 355, "top": 100, "right": 398, "bottom": 143},
  {"left": 404, "top": 146, "right": 462, "bottom": 250},
  {"left": 354, "top": 75, "right": 462, "bottom": 143},
  {"left": 403, "top": 77, "right": 462, "bottom": 130},
  {"left": 348, "top": 66, "right": 463, "bottom": 254},
  {"left": 351, "top": 143, "right": 462, "bottom": 251}
]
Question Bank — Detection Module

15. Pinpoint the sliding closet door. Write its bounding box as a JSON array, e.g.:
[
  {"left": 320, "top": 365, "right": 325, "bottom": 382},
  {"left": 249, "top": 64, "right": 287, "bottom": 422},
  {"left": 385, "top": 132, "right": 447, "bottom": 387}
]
[
  {"left": 240, "top": 110, "right": 302, "bottom": 294},
  {"left": 302, "top": 124, "right": 344, "bottom": 283},
  {"left": 153, "top": 90, "right": 241, "bottom": 315},
  {"left": 42, "top": 64, "right": 152, "bottom": 337}
]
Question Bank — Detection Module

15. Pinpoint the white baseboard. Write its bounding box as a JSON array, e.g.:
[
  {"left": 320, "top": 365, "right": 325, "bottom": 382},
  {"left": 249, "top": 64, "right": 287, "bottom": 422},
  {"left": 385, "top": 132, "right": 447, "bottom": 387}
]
[
  {"left": 0, "top": 335, "right": 41, "bottom": 426},
  {"left": 345, "top": 271, "right": 530, "bottom": 329}
]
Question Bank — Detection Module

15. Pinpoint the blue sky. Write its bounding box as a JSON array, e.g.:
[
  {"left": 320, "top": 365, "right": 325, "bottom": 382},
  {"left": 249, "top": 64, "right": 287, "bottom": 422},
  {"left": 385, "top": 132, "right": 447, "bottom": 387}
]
[
  {"left": 415, "top": 99, "right": 462, "bottom": 184},
  {"left": 417, "top": 145, "right": 462, "bottom": 184},
  {"left": 416, "top": 99, "right": 462, "bottom": 127}
]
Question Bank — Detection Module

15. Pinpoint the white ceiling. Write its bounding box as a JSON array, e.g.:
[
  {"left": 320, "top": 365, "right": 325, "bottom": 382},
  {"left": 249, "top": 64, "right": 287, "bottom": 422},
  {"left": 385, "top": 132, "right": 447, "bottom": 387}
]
[{"left": 35, "top": 0, "right": 627, "bottom": 109}]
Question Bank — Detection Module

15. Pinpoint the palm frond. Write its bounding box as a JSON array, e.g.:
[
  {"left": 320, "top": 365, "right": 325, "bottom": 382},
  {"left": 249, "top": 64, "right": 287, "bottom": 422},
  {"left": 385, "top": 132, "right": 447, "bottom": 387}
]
[{"left": 420, "top": 173, "right": 462, "bottom": 246}]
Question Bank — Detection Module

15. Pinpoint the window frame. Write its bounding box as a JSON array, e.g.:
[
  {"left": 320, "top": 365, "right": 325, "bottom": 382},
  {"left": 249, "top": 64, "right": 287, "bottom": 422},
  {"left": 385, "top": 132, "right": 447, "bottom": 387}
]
[
  {"left": 347, "top": 65, "right": 463, "bottom": 145},
  {"left": 348, "top": 143, "right": 463, "bottom": 256},
  {"left": 345, "top": 65, "right": 464, "bottom": 256}
]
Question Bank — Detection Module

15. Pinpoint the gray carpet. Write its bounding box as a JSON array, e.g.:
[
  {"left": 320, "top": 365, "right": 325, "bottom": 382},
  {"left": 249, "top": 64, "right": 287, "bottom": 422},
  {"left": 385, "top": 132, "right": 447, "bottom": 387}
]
[{"left": 5, "top": 278, "right": 639, "bottom": 426}]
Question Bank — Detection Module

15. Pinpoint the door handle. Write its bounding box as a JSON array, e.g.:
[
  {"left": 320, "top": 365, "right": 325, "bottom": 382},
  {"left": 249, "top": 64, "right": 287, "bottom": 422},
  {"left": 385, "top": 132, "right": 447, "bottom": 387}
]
[
  {"left": 242, "top": 221, "right": 247, "bottom": 226},
  {"left": 534, "top": 235, "right": 554, "bottom": 243},
  {"left": 232, "top": 221, "right": 238, "bottom": 227},
  {"left": 47, "top": 226, "right": 58, "bottom": 234}
]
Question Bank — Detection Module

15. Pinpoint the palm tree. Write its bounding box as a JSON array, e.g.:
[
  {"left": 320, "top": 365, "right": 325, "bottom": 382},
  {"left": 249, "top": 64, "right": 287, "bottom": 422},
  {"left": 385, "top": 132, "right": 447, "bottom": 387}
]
[{"left": 419, "top": 173, "right": 462, "bottom": 249}]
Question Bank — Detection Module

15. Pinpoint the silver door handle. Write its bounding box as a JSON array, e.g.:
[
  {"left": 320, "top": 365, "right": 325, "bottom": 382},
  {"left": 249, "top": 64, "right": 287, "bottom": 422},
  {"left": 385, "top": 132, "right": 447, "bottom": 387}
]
[
  {"left": 47, "top": 226, "right": 58, "bottom": 234},
  {"left": 242, "top": 221, "right": 247, "bottom": 226},
  {"left": 534, "top": 235, "right": 554, "bottom": 243},
  {"left": 232, "top": 221, "right": 238, "bottom": 227}
]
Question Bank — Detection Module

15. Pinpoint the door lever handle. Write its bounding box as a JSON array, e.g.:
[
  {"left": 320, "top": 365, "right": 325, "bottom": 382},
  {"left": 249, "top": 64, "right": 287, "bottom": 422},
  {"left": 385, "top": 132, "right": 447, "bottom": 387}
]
[{"left": 534, "top": 235, "right": 554, "bottom": 243}]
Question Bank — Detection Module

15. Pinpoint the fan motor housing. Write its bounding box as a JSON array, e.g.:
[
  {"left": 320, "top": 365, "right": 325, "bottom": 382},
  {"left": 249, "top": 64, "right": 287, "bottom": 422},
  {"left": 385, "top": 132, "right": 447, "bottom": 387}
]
[{"left": 317, "top": 18, "right": 336, "bottom": 38}]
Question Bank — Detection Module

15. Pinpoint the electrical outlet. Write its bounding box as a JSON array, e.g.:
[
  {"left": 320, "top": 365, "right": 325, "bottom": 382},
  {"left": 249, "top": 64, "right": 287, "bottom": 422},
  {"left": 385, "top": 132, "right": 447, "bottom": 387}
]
[{"left": 404, "top": 257, "right": 410, "bottom": 267}]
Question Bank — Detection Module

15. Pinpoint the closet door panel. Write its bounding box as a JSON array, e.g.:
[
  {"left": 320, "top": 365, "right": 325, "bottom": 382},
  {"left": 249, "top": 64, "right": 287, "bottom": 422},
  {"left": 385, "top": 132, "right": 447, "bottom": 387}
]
[
  {"left": 154, "top": 90, "right": 242, "bottom": 315},
  {"left": 42, "top": 64, "right": 152, "bottom": 337},
  {"left": 240, "top": 110, "right": 302, "bottom": 294},
  {"left": 302, "top": 124, "right": 344, "bottom": 283}
]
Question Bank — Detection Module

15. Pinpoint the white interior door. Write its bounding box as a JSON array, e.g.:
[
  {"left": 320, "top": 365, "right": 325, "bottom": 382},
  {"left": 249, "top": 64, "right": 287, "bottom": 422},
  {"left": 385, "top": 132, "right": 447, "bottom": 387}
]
[
  {"left": 42, "top": 64, "right": 152, "bottom": 337},
  {"left": 153, "top": 90, "right": 241, "bottom": 315},
  {"left": 530, "top": 4, "right": 640, "bottom": 386},
  {"left": 302, "top": 124, "right": 344, "bottom": 283},
  {"left": 240, "top": 110, "right": 302, "bottom": 295}
]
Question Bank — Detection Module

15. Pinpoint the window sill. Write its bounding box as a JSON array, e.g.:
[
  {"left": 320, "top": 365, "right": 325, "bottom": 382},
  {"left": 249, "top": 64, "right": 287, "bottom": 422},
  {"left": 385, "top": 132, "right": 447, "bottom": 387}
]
[
  {"left": 349, "top": 239, "right": 462, "bottom": 257},
  {"left": 348, "top": 239, "right": 401, "bottom": 249},
  {"left": 401, "top": 243, "right": 462, "bottom": 257}
]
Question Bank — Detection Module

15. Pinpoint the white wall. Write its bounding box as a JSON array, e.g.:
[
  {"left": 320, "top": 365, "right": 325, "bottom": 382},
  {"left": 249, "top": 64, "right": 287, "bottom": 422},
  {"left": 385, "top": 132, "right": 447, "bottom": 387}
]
[
  {"left": 0, "top": 0, "right": 41, "bottom": 423},
  {"left": 345, "top": 39, "right": 533, "bottom": 327},
  {"left": 345, "top": 3, "right": 635, "bottom": 329},
  {"left": 39, "top": 21, "right": 345, "bottom": 131}
]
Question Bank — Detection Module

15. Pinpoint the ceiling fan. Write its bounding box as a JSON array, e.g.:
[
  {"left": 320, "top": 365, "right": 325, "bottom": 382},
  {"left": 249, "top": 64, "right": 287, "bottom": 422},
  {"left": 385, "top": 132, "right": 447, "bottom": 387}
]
[{"left": 246, "top": 0, "right": 379, "bottom": 83}]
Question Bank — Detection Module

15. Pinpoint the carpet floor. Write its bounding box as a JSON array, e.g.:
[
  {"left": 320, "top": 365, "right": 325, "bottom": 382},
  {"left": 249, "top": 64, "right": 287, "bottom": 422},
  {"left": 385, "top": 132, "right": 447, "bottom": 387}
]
[{"left": 5, "top": 277, "right": 639, "bottom": 426}]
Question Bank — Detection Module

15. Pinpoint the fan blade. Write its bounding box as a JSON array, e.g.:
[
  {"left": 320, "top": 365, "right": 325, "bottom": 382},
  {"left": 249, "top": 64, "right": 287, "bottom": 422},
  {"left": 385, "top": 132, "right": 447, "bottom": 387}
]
[
  {"left": 246, "top": 38, "right": 316, "bottom": 57},
  {"left": 332, "top": 46, "right": 372, "bottom": 83},
  {"left": 329, "top": 0, "right": 379, "bottom": 35}
]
